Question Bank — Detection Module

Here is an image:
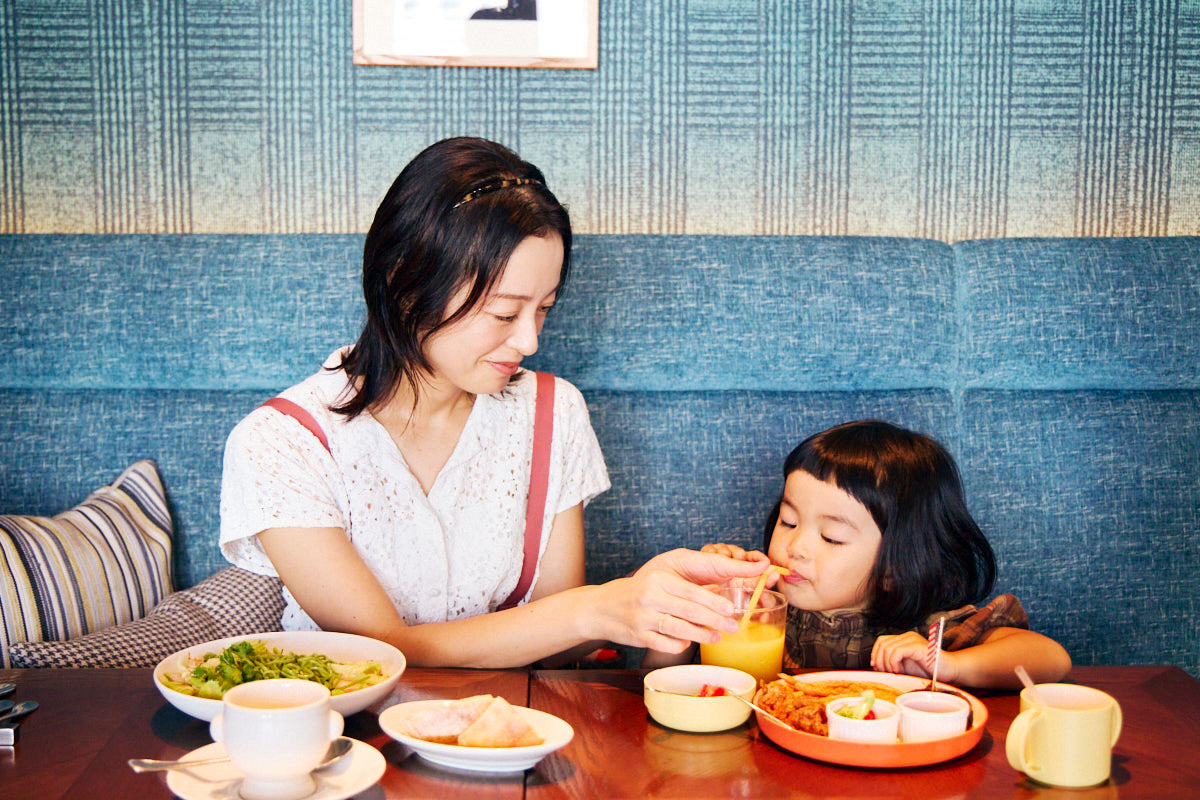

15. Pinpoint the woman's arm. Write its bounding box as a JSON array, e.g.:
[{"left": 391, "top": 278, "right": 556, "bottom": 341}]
[
  {"left": 258, "top": 509, "right": 771, "bottom": 668},
  {"left": 870, "top": 627, "right": 1072, "bottom": 690}
]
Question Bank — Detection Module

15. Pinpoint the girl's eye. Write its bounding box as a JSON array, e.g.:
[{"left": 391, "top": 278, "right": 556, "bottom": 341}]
[
  {"left": 538, "top": 305, "right": 554, "bottom": 315},
  {"left": 821, "top": 534, "right": 845, "bottom": 546},
  {"left": 491, "top": 313, "right": 517, "bottom": 323},
  {"left": 777, "top": 518, "right": 797, "bottom": 530}
]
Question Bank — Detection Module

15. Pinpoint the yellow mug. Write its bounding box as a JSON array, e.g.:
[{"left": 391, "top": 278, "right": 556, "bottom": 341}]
[{"left": 1005, "top": 683, "right": 1122, "bottom": 788}]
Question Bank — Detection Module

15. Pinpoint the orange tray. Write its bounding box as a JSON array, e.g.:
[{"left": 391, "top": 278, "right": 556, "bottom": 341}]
[{"left": 755, "top": 670, "right": 988, "bottom": 768}]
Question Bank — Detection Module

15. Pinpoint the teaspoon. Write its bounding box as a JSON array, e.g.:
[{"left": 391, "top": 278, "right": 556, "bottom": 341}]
[
  {"left": 0, "top": 682, "right": 15, "bottom": 699},
  {"left": 128, "top": 735, "right": 353, "bottom": 774},
  {"left": 0, "top": 700, "right": 37, "bottom": 724}
]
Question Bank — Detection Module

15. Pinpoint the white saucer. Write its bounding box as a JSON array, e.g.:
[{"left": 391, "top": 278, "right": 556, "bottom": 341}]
[
  {"left": 165, "top": 738, "right": 385, "bottom": 800},
  {"left": 378, "top": 700, "right": 573, "bottom": 773}
]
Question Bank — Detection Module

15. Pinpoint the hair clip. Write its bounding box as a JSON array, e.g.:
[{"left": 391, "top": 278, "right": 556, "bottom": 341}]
[{"left": 453, "top": 177, "right": 541, "bottom": 208}]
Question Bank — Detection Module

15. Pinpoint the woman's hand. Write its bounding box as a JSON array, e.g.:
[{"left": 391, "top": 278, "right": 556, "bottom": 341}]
[{"left": 584, "top": 548, "right": 775, "bottom": 653}]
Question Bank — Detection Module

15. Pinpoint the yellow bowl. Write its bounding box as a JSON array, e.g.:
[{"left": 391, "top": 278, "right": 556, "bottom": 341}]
[{"left": 643, "top": 665, "right": 757, "bottom": 732}]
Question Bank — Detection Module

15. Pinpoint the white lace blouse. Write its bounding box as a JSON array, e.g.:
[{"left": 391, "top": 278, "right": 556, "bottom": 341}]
[{"left": 219, "top": 350, "right": 611, "bottom": 630}]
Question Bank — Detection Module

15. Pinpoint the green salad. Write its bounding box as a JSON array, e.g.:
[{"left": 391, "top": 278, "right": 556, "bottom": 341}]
[{"left": 160, "top": 639, "right": 387, "bottom": 700}]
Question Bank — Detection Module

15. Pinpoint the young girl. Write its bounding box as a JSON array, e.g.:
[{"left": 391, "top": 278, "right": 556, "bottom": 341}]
[{"left": 653, "top": 420, "right": 1071, "bottom": 690}]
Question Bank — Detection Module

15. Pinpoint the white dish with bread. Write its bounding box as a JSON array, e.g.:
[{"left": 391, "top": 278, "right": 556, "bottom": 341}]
[{"left": 378, "top": 694, "right": 573, "bottom": 772}]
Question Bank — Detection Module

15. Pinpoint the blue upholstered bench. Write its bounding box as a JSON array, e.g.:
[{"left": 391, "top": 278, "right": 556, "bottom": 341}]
[{"left": 1, "top": 234, "right": 1197, "bottom": 675}]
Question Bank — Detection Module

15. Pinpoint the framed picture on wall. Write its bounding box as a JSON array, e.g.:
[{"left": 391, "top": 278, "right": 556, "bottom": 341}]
[{"left": 353, "top": 0, "right": 598, "bottom": 69}]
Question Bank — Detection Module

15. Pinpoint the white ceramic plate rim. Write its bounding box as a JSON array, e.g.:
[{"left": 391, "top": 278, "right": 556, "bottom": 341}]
[
  {"left": 378, "top": 699, "right": 574, "bottom": 772},
  {"left": 153, "top": 630, "right": 406, "bottom": 721},
  {"left": 165, "top": 737, "right": 385, "bottom": 800}
]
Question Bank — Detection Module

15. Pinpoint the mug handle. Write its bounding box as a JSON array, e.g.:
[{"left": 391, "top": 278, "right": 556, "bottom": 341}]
[
  {"left": 209, "top": 713, "right": 225, "bottom": 745},
  {"left": 1109, "top": 699, "right": 1122, "bottom": 746},
  {"left": 329, "top": 710, "right": 344, "bottom": 740},
  {"left": 1005, "top": 707, "right": 1045, "bottom": 780}
]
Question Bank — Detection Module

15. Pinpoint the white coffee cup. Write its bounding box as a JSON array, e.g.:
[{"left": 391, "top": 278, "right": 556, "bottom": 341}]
[
  {"left": 896, "top": 690, "right": 971, "bottom": 742},
  {"left": 209, "top": 679, "right": 344, "bottom": 800}
]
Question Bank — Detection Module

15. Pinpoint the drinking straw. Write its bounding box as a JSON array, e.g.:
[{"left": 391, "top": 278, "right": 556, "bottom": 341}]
[
  {"left": 925, "top": 616, "right": 946, "bottom": 691},
  {"left": 1014, "top": 665, "right": 1045, "bottom": 705},
  {"left": 739, "top": 565, "right": 790, "bottom": 627}
]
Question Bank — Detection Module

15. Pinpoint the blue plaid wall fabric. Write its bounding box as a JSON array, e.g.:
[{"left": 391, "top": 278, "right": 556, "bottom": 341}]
[{"left": 0, "top": 2, "right": 1195, "bottom": 238}]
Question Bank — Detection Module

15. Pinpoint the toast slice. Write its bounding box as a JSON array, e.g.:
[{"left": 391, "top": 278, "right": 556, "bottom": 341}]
[
  {"left": 400, "top": 694, "right": 496, "bottom": 744},
  {"left": 456, "top": 696, "right": 544, "bottom": 748}
]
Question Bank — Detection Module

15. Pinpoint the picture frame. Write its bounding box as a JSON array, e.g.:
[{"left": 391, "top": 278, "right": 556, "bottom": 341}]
[{"left": 353, "top": 0, "right": 598, "bottom": 69}]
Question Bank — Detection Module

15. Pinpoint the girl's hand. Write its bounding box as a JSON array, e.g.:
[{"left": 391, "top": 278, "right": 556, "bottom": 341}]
[
  {"left": 699, "top": 543, "right": 778, "bottom": 589},
  {"left": 870, "top": 632, "right": 961, "bottom": 684},
  {"left": 700, "top": 542, "right": 754, "bottom": 560}
]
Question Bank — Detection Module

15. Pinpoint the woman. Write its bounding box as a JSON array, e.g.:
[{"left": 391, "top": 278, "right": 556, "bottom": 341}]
[{"left": 219, "top": 137, "right": 768, "bottom": 667}]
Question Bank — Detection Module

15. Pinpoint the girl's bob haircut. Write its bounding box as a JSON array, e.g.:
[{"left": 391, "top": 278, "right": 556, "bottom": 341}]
[
  {"left": 763, "top": 419, "right": 996, "bottom": 630},
  {"left": 333, "top": 136, "right": 572, "bottom": 418}
]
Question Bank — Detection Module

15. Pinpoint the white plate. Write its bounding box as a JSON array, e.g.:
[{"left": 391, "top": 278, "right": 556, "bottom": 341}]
[
  {"left": 165, "top": 737, "right": 385, "bottom": 800},
  {"left": 378, "top": 699, "right": 573, "bottom": 773},
  {"left": 154, "top": 631, "right": 406, "bottom": 721}
]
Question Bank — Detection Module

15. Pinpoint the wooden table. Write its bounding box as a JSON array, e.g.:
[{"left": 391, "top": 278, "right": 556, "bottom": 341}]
[{"left": 1, "top": 665, "right": 1197, "bottom": 799}]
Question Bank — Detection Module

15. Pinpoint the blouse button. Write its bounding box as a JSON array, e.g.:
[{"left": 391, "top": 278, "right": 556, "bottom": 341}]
[{"left": 429, "top": 588, "right": 441, "bottom": 598}]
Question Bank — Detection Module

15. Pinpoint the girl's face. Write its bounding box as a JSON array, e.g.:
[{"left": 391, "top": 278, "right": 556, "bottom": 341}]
[
  {"left": 768, "top": 470, "right": 883, "bottom": 613},
  {"left": 423, "top": 232, "right": 563, "bottom": 396}
]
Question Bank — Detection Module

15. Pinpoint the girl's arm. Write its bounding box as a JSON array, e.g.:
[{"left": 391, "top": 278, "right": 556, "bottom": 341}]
[
  {"left": 871, "top": 627, "right": 1072, "bottom": 690},
  {"left": 258, "top": 509, "right": 771, "bottom": 668}
]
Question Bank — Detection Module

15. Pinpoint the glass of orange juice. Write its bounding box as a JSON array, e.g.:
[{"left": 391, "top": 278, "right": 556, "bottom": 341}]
[{"left": 699, "top": 585, "right": 786, "bottom": 683}]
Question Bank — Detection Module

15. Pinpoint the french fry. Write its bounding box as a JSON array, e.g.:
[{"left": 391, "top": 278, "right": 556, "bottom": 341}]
[{"left": 754, "top": 678, "right": 901, "bottom": 737}]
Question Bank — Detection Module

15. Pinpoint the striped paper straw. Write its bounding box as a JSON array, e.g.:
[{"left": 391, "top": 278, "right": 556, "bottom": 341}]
[{"left": 926, "top": 616, "right": 946, "bottom": 688}]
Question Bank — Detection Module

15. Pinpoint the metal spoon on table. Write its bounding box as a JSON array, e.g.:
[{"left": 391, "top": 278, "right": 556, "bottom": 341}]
[
  {"left": 0, "top": 700, "right": 37, "bottom": 724},
  {"left": 724, "top": 692, "right": 797, "bottom": 730},
  {"left": 128, "top": 735, "right": 353, "bottom": 774},
  {"left": 0, "top": 682, "right": 15, "bottom": 699}
]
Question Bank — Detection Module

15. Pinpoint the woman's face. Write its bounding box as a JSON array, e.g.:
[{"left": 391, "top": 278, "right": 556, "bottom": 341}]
[
  {"left": 768, "top": 470, "right": 882, "bottom": 613},
  {"left": 423, "top": 232, "right": 564, "bottom": 396}
]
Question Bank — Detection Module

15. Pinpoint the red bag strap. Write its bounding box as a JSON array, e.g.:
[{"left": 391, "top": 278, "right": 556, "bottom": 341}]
[
  {"left": 259, "top": 397, "right": 331, "bottom": 454},
  {"left": 261, "top": 374, "right": 553, "bottom": 613},
  {"left": 499, "top": 371, "right": 555, "bottom": 611}
]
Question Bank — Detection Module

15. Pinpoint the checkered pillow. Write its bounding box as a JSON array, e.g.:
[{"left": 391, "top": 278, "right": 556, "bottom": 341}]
[
  {"left": 1, "top": 460, "right": 174, "bottom": 668},
  {"left": 7, "top": 566, "right": 285, "bottom": 668}
]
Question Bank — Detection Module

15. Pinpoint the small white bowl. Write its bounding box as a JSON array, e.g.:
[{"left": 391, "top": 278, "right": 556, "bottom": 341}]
[
  {"left": 896, "top": 690, "right": 971, "bottom": 742},
  {"left": 825, "top": 696, "right": 900, "bottom": 743},
  {"left": 643, "top": 664, "right": 757, "bottom": 733}
]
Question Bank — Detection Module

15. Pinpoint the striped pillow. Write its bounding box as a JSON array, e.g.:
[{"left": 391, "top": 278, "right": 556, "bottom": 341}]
[{"left": 0, "top": 460, "right": 174, "bottom": 668}]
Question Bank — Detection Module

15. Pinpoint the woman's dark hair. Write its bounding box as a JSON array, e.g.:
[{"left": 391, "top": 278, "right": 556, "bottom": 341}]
[
  {"left": 762, "top": 420, "right": 996, "bottom": 629},
  {"left": 333, "top": 136, "right": 573, "bottom": 418}
]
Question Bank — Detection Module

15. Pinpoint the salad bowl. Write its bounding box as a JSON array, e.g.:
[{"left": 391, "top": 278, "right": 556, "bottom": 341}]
[{"left": 154, "top": 631, "right": 406, "bottom": 721}]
